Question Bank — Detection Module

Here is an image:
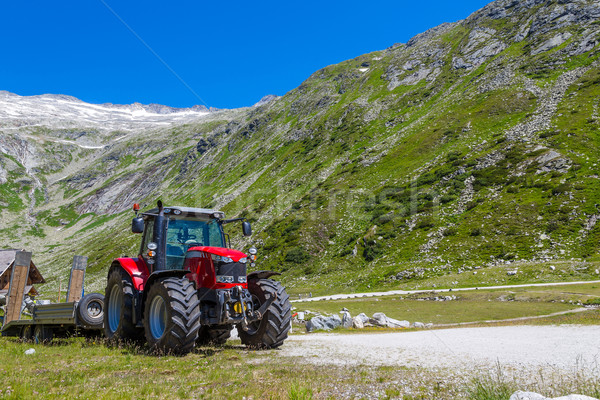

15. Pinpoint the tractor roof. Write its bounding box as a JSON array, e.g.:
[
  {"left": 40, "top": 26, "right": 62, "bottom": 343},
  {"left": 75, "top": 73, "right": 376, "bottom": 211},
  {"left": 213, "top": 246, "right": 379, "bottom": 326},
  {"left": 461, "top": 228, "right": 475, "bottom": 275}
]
[{"left": 143, "top": 206, "right": 225, "bottom": 220}]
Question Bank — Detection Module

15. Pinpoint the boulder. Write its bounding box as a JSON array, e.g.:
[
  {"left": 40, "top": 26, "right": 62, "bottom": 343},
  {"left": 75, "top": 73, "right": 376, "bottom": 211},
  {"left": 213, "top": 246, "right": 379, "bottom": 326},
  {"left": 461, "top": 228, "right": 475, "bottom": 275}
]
[
  {"left": 355, "top": 313, "right": 370, "bottom": 324},
  {"left": 413, "top": 322, "right": 425, "bottom": 329},
  {"left": 340, "top": 311, "right": 353, "bottom": 329},
  {"left": 370, "top": 312, "right": 410, "bottom": 328},
  {"left": 352, "top": 316, "right": 364, "bottom": 329},
  {"left": 370, "top": 312, "right": 388, "bottom": 327},
  {"left": 509, "top": 391, "right": 599, "bottom": 400},
  {"left": 305, "top": 315, "right": 342, "bottom": 332}
]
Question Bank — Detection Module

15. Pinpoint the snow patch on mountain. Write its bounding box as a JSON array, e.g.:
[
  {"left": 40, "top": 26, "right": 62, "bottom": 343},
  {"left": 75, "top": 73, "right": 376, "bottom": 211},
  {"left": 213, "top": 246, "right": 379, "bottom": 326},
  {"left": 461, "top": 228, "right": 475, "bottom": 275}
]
[{"left": 0, "top": 91, "right": 212, "bottom": 132}]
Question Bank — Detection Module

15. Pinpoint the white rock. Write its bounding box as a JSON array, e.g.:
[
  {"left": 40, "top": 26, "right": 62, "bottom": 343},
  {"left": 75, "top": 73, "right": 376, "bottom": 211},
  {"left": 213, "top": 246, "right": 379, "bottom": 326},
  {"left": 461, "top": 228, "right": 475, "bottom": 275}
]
[
  {"left": 510, "top": 391, "right": 599, "bottom": 400},
  {"left": 596, "top": 269, "right": 599, "bottom": 275},
  {"left": 507, "top": 270, "right": 518, "bottom": 276},
  {"left": 352, "top": 316, "right": 364, "bottom": 329},
  {"left": 413, "top": 322, "right": 425, "bottom": 328},
  {"left": 356, "top": 313, "right": 370, "bottom": 324},
  {"left": 509, "top": 391, "right": 547, "bottom": 400},
  {"left": 550, "top": 265, "right": 556, "bottom": 271},
  {"left": 25, "top": 348, "right": 35, "bottom": 355}
]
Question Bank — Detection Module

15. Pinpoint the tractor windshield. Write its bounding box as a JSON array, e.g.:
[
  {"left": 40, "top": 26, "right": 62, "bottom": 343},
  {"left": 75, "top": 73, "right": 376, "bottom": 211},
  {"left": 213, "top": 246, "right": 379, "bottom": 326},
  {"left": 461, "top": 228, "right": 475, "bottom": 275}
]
[{"left": 164, "top": 216, "right": 225, "bottom": 270}]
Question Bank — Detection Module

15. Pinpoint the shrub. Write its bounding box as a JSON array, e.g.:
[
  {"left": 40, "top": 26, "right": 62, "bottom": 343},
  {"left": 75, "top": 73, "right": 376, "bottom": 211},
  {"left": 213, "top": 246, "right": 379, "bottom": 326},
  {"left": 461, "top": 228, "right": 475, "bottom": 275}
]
[
  {"left": 416, "top": 217, "right": 435, "bottom": 229},
  {"left": 552, "top": 183, "right": 570, "bottom": 195},
  {"left": 285, "top": 247, "right": 311, "bottom": 264}
]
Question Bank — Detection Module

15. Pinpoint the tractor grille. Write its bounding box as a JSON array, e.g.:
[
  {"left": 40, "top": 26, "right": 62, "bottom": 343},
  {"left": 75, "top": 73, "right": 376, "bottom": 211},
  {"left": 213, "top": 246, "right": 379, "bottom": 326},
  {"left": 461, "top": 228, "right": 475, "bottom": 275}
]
[{"left": 215, "top": 262, "right": 247, "bottom": 284}]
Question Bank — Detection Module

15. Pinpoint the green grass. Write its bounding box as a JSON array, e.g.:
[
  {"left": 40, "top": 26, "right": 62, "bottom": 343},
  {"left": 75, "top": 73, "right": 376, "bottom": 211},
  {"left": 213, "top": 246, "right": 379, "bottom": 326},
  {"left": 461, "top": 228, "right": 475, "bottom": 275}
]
[
  {"left": 296, "top": 293, "right": 581, "bottom": 325},
  {"left": 0, "top": 333, "right": 598, "bottom": 400}
]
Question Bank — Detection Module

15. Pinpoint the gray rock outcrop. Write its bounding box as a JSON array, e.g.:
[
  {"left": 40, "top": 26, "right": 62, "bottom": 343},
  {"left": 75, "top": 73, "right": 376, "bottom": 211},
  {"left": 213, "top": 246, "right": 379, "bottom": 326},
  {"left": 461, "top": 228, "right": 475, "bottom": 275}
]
[{"left": 305, "top": 315, "right": 342, "bottom": 332}]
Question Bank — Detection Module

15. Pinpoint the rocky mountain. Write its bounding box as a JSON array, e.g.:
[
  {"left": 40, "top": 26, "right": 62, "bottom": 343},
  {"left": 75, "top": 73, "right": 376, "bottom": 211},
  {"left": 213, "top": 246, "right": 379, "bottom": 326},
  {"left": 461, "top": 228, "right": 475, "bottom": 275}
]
[{"left": 1, "top": 0, "right": 599, "bottom": 295}]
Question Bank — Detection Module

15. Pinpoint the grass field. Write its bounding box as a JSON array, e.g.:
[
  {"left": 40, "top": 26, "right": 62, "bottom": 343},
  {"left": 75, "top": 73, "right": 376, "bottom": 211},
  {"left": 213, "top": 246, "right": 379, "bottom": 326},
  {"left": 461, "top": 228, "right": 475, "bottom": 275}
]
[
  {"left": 293, "top": 283, "right": 600, "bottom": 326},
  {"left": 1, "top": 282, "right": 599, "bottom": 399},
  {"left": 0, "top": 334, "right": 598, "bottom": 400}
]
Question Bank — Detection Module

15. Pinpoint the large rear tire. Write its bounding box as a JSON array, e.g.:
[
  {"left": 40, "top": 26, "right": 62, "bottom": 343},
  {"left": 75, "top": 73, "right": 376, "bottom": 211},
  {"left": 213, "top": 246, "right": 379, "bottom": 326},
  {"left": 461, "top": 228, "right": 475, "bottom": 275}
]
[
  {"left": 144, "top": 277, "right": 201, "bottom": 354},
  {"left": 104, "top": 269, "right": 139, "bottom": 340},
  {"left": 237, "top": 279, "right": 291, "bottom": 349}
]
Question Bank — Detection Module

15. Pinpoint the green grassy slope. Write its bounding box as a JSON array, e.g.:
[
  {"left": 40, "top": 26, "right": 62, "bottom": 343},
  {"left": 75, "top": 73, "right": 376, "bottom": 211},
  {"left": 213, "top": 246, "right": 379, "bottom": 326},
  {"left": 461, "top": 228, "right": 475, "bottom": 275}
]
[{"left": 1, "top": 0, "right": 600, "bottom": 296}]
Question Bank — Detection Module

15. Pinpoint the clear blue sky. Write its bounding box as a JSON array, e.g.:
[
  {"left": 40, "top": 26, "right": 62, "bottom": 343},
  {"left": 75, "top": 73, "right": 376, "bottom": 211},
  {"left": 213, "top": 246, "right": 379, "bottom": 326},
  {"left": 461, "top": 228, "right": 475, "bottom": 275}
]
[{"left": 0, "top": 1, "right": 491, "bottom": 109}]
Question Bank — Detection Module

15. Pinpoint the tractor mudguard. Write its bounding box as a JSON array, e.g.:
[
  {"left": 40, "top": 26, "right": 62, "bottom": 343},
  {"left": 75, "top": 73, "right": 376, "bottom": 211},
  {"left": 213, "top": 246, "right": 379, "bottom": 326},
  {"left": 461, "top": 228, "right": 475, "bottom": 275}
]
[
  {"left": 247, "top": 270, "right": 281, "bottom": 281},
  {"left": 110, "top": 258, "right": 149, "bottom": 291}
]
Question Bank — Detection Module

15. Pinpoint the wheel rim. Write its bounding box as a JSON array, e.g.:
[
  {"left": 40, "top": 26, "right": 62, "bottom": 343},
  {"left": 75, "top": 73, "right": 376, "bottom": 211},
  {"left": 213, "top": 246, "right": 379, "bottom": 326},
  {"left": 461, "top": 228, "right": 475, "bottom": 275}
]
[
  {"left": 87, "top": 300, "right": 103, "bottom": 318},
  {"left": 108, "top": 283, "right": 122, "bottom": 333},
  {"left": 149, "top": 295, "right": 167, "bottom": 340}
]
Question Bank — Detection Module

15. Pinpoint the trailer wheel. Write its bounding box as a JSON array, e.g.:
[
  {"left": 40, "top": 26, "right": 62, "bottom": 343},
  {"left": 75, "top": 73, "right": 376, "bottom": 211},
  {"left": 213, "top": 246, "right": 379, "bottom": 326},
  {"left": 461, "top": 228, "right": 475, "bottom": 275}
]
[
  {"left": 104, "top": 269, "right": 139, "bottom": 340},
  {"left": 144, "top": 277, "right": 201, "bottom": 354},
  {"left": 197, "top": 325, "right": 232, "bottom": 345},
  {"left": 33, "top": 325, "right": 53, "bottom": 344},
  {"left": 21, "top": 325, "right": 33, "bottom": 342},
  {"left": 237, "top": 279, "right": 291, "bottom": 349},
  {"left": 78, "top": 293, "right": 104, "bottom": 329}
]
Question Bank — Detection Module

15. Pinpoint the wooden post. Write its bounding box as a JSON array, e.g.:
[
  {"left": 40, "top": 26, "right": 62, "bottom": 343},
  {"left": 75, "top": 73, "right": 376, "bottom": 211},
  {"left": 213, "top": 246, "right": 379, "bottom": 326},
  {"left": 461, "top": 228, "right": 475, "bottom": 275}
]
[
  {"left": 3, "top": 251, "right": 32, "bottom": 326},
  {"left": 66, "top": 255, "right": 87, "bottom": 303}
]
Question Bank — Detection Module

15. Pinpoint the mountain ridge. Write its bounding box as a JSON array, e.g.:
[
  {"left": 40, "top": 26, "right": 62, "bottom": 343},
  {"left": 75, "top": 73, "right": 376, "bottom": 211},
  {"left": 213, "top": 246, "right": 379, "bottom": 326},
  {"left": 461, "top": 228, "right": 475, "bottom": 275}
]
[{"left": 1, "top": 0, "right": 599, "bottom": 295}]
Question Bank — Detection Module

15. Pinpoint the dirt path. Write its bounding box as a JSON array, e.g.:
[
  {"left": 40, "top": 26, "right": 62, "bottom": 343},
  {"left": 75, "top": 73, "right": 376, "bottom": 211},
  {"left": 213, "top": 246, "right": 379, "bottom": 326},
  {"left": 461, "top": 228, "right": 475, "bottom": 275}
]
[
  {"left": 280, "top": 325, "right": 600, "bottom": 372},
  {"left": 292, "top": 280, "right": 600, "bottom": 303}
]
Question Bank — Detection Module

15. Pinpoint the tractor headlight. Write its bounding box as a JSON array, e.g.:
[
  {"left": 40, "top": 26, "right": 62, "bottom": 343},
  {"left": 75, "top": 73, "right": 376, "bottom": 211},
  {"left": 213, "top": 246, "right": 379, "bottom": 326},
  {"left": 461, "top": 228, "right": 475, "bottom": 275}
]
[
  {"left": 216, "top": 275, "right": 234, "bottom": 283},
  {"left": 148, "top": 242, "right": 158, "bottom": 250},
  {"left": 238, "top": 276, "right": 247, "bottom": 283},
  {"left": 239, "top": 258, "right": 247, "bottom": 264},
  {"left": 211, "top": 254, "right": 233, "bottom": 263}
]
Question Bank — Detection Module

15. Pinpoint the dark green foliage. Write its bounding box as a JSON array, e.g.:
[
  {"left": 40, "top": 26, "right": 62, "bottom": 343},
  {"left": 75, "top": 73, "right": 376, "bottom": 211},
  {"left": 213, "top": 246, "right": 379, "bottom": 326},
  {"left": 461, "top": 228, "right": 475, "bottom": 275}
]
[
  {"left": 363, "top": 239, "right": 383, "bottom": 261},
  {"left": 285, "top": 247, "right": 311, "bottom": 264},
  {"left": 552, "top": 183, "right": 571, "bottom": 195}
]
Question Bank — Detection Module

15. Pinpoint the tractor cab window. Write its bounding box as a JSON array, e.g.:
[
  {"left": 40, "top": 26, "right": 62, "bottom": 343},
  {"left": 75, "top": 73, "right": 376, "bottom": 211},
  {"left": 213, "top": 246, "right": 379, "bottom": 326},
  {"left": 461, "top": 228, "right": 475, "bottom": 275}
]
[
  {"left": 140, "top": 218, "right": 155, "bottom": 262},
  {"left": 165, "top": 217, "right": 225, "bottom": 270}
]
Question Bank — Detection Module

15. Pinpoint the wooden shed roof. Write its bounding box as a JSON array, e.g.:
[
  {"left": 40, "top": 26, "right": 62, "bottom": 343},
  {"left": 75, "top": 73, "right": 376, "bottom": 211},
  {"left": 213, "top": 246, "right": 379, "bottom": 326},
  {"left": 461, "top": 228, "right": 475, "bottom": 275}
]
[{"left": 0, "top": 249, "right": 46, "bottom": 284}]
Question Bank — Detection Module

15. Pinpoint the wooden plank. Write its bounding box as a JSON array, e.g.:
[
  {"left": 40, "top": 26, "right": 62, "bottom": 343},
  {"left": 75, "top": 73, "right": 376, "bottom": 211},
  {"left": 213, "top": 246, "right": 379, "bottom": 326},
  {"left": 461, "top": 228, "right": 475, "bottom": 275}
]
[
  {"left": 66, "top": 255, "right": 87, "bottom": 303},
  {"left": 3, "top": 251, "right": 31, "bottom": 326}
]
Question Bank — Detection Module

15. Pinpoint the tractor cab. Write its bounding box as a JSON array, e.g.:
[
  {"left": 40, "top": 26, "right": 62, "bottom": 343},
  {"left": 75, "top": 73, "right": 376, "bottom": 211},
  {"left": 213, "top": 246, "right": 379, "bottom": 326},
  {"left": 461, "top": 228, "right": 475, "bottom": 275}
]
[{"left": 131, "top": 203, "right": 251, "bottom": 273}]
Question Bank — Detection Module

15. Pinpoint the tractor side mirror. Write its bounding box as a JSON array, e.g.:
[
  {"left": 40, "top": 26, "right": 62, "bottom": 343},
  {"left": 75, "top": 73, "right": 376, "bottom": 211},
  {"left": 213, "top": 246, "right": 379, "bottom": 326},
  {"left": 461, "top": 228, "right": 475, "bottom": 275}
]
[
  {"left": 132, "top": 217, "right": 144, "bottom": 233},
  {"left": 242, "top": 221, "right": 252, "bottom": 237}
]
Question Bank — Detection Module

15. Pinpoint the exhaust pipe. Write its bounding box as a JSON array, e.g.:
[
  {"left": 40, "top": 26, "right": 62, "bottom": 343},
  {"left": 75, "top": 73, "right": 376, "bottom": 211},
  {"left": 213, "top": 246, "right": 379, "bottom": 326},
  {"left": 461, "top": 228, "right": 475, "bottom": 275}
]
[{"left": 152, "top": 200, "right": 167, "bottom": 272}]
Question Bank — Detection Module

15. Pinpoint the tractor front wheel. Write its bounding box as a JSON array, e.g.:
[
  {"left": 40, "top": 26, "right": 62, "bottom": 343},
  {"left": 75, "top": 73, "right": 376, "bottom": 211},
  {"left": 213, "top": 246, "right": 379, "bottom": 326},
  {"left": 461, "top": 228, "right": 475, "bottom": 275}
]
[
  {"left": 144, "top": 277, "right": 201, "bottom": 354},
  {"left": 104, "top": 269, "right": 139, "bottom": 340},
  {"left": 237, "top": 279, "right": 291, "bottom": 349}
]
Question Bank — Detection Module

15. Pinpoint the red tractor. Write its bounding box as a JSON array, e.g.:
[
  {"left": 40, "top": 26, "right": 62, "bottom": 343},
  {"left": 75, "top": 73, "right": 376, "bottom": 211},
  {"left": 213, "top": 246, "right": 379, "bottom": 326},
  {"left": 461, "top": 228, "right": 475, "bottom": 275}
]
[{"left": 103, "top": 201, "right": 292, "bottom": 354}]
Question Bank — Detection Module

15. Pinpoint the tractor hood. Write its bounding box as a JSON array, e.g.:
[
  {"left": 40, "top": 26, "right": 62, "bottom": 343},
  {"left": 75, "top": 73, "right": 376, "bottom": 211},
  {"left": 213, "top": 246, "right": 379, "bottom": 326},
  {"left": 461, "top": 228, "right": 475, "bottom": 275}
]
[{"left": 187, "top": 246, "right": 247, "bottom": 263}]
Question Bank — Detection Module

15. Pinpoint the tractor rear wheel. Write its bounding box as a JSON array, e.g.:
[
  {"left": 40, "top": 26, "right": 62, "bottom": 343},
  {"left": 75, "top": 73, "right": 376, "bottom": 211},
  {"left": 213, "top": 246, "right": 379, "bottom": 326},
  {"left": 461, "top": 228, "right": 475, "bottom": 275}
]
[
  {"left": 104, "top": 269, "right": 139, "bottom": 340},
  {"left": 237, "top": 278, "right": 291, "bottom": 349},
  {"left": 144, "top": 277, "right": 201, "bottom": 354},
  {"left": 197, "top": 325, "right": 232, "bottom": 346}
]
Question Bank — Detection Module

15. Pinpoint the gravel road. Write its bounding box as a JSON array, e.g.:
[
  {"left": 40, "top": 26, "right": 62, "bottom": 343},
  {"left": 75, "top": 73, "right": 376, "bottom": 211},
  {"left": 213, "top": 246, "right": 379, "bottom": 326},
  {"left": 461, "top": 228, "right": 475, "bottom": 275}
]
[{"left": 279, "top": 325, "right": 600, "bottom": 372}]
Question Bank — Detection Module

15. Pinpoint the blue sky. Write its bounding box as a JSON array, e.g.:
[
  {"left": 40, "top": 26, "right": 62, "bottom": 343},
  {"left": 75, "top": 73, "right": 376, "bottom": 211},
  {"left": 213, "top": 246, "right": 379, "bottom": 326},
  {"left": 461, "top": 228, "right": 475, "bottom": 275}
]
[{"left": 0, "top": 1, "right": 491, "bottom": 109}]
